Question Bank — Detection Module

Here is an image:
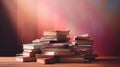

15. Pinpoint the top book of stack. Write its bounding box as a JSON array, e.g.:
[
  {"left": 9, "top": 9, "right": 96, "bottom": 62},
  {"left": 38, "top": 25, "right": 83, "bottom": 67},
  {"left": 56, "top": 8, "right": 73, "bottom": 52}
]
[
  {"left": 74, "top": 34, "right": 91, "bottom": 40},
  {"left": 43, "top": 30, "right": 70, "bottom": 36}
]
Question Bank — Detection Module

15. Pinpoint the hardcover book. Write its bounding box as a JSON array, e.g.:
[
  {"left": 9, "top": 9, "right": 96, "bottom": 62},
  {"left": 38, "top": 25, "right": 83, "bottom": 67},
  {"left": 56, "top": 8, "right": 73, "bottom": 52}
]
[{"left": 16, "top": 56, "right": 36, "bottom": 62}]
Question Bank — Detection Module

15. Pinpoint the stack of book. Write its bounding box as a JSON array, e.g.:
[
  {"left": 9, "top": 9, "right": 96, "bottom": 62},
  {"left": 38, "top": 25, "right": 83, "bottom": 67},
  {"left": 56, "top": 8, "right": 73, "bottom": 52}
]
[
  {"left": 69, "top": 34, "right": 98, "bottom": 62},
  {"left": 36, "top": 43, "right": 73, "bottom": 64},
  {"left": 32, "top": 30, "right": 70, "bottom": 44},
  {"left": 16, "top": 43, "right": 45, "bottom": 62},
  {"left": 15, "top": 30, "right": 98, "bottom": 64}
]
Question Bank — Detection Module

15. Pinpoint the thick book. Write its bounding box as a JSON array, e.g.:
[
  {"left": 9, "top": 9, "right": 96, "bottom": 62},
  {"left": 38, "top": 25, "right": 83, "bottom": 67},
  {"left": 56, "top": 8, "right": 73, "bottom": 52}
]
[
  {"left": 23, "top": 52, "right": 40, "bottom": 57},
  {"left": 37, "top": 58, "right": 56, "bottom": 64},
  {"left": 42, "top": 35, "right": 67, "bottom": 39},
  {"left": 43, "top": 30, "right": 70, "bottom": 36},
  {"left": 23, "top": 49, "right": 41, "bottom": 53},
  {"left": 76, "top": 44, "right": 93, "bottom": 48},
  {"left": 41, "top": 44, "right": 69, "bottom": 49},
  {"left": 40, "top": 37, "right": 69, "bottom": 41},
  {"left": 23, "top": 43, "right": 45, "bottom": 50},
  {"left": 16, "top": 56, "right": 36, "bottom": 62},
  {"left": 35, "top": 54, "right": 54, "bottom": 58},
  {"left": 49, "top": 43, "right": 69, "bottom": 46},
  {"left": 58, "top": 56, "right": 90, "bottom": 63},
  {"left": 32, "top": 39, "right": 50, "bottom": 44},
  {"left": 73, "top": 40, "right": 94, "bottom": 45},
  {"left": 41, "top": 48, "right": 71, "bottom": 52},
  {"left": 42, "top": 51, "right": 74, "bottom": 56},
  {"left": 75, "top": 34, "right": 90, "bottom": 38}
]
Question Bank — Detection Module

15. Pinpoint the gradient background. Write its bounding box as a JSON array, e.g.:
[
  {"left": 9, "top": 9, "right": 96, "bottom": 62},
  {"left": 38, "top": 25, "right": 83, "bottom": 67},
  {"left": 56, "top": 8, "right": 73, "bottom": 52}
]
[{"left": 0, "top": 0, "right": 120, "bottom": 56}]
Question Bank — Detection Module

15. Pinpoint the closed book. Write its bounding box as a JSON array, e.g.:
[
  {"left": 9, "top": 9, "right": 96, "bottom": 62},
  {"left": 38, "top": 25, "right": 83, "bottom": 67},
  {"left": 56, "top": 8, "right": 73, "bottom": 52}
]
[
  {"left": 59, "top": 56, "right": 90, "bottom": 63},
  {"left": 49, "top": 40, "right": 69, "bottom": 43},
  {"left": 74, "top": 48, "right": 93, "bottom": 55},
  {"left": 41, "top": 48, "right": 71, "bottom": 52},
  {"left": 37, "top": 58, "right": 56, "bottom": 64},
  {"left": 42, "top": 35, "right": 67, "bottom": 39},
  {"left": 75, "top": 37, "right": 91, "bottom": 40},
  {"left": 23, "top": 43, "right": 44, "bottom": 50},
  {"left": 35, "top": 54, "right": 54, "bottom": 58},
  {"left": 43, "top": 30, "right": 70, "bottom": 36},
  {"left": 75, "top": 34, "right": 91, "bottom": 38},
  {"left": 76, "top": 44, "right": 93, "bottom": 48},
  {"left": 16, "top": 56, "right": 36, "bottom": 62},
  {"left": 23, "top": 52, "right": 40, "bottom": 57},
  {"left": 49, "top": 43, "right": 69, "bottom": 46},
  {"left": 23, "top": 49, "right": 41, "bottom": 53},
  {"left": 42, "top": 44, "right": 69, "bottom": 49},
  {"left": 74, "top": 40, "right": 94, "bottom": 45},
  {"left": 42, "top": 51, "right": 74, "bottom": 56},
  {"left": 73, "top": 47, "right": 93, "bottom": 53}
]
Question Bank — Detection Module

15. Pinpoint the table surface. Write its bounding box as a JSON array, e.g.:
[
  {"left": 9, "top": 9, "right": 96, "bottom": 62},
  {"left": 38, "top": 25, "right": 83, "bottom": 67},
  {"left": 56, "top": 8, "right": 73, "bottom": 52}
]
[{"left": 0, "top": 56, "right": 120, "bottom": 67}]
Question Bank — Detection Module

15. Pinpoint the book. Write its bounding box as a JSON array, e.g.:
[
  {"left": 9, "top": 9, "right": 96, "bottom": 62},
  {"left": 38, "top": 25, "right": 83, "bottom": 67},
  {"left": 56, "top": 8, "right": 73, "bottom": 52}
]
[
  {"left": 23, "top": 52, "right": 40, "bottom": 57},
  {"left": 74, "top": 40, "right": 94, "bottom": 45},
  {"left": 41, "top": 48, "right": 71, "bottom": 52},
  {"left": 16, "top": 56, "right": 36, "bottom": 62},
  {"left": 23, "top": 43, "right": 45, "bottom": 50},
  {"left": 35, "top": 54, "right": 54, "bottom": 58},
  {"left": 32, "top": 39, "right": 49, "bottom": 44},
  {"left": 23, "top": 49, "right": 41, "bottom": 53},
  {"left": 42, "top": 51, "right": 74, "bottom": 56},
  {"left": 76, "top": 44, "right": 93, "bottom": 47},
  {"left": 37, "top": 58, "right": 56, "bottom": 64},
  {"left": 42, "top": 35, "right": 67, "bottom": 39},
  {"left": 40, "top": 37, "right": 69, "bottom": 41},
  {"left": 58, "top": 56, "right": 90, "bottom": 63},
  {"left": 41, "top": 44, "right": 69, "bottom": 49},
  {"left": 49, "top": 43, "right": 69, "bottom": 46},
  {"left": 43, "top": 30, "right": 70, "bottom": 36},
  {"left": 75, "top": 34, "right": 90, "bottom": 38}
]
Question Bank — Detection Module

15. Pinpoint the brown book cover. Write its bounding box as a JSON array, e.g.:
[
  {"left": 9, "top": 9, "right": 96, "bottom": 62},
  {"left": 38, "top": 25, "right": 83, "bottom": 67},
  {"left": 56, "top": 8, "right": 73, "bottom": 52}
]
[
  {"left": 16, "top": 56, "right": 36, "bottom": 62},
  {"left": 42, "top": 35, "right": 67, "bottom": 38},
  {"left": 43, "top": 30, "right": 70, "bottom": 36},
  {"left": 73, "top": 47, "right": 93, "bottom": 54},
  {"left": 37, "top": 58, "right": 56, "bottom": 64},
  {"left": 36, "top": 54, "right": 54, "bottom": 58},
  {"left": 23, "top": 52, "right": 40, "bottom": 57},
  {"left": 23, "top": 43, "right": 44, "bottom": 50},
  {"left": 58, "top": 56, "right": 90, "bottom": 63},
  {"left": 42, "top": 51, "right": 74, "bottom": 56},
  {"left": 23, "top": 49, "right": 41, "bottom": 53},
  {"left": 42, "top": 44, "right": 69, "bottom": 49},
  {"left": 41, "top": 35, "right": 68, "bottom": 40},
  {"left": 75, "top": 40, "right": 94, "bottom": 45},
  {"left": 41, "top": 48, "right": 71, "bottom": 52}
]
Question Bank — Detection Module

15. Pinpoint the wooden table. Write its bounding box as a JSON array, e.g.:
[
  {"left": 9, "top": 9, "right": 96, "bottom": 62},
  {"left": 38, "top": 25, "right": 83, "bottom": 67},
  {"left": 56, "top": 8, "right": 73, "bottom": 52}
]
[{"left": 0, "top": 56, "right": 120, "bottom": 67}]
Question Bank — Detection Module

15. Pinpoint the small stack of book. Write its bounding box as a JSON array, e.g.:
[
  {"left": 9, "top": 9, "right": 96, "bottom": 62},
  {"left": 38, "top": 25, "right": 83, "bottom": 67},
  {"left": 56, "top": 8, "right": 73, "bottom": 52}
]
[
  {"left": 16, "top": 43, "right": 45, "bottom": 62},
  {"left": 32, "top": 30, "right": 70, "bottom": 44},
  {"left": 69, "top": 34, "right": 98, "bottom": 62},
  {"left": 35, "top": 41, "right": 74, "bottom": 64}
]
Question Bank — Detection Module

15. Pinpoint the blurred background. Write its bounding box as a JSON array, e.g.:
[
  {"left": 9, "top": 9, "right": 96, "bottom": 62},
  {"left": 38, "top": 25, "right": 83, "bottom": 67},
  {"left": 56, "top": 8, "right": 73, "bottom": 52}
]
[{"left": 0, "top": 0, "right": 120, "bottom": 56}]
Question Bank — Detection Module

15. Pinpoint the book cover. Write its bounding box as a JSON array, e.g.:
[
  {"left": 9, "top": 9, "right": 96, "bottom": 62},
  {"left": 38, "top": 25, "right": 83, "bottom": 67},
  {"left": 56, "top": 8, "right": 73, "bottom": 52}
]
[
  {"left": 16, "top": 56, "right": 36, "bottom": 62},
  {"left": 58, "top": 56, "right": 90, "bottom": 63},
  {"left": 43, "top": 30, "right": 70, "bottom": 36},
  {"left": 23, "top": 49, "right": 41, "bottom": 53},
  {"left": 23, "top": 52, "right": 40, "bottom": 57},
  {"left": 23, "top": 43, "right": 44, "bottom": 50},
  {"left": 35, "top": 54, "right": 55, "bottom": 58},
  {"left": 37, "top": 58, "right": 56, "bottom": 64}
]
